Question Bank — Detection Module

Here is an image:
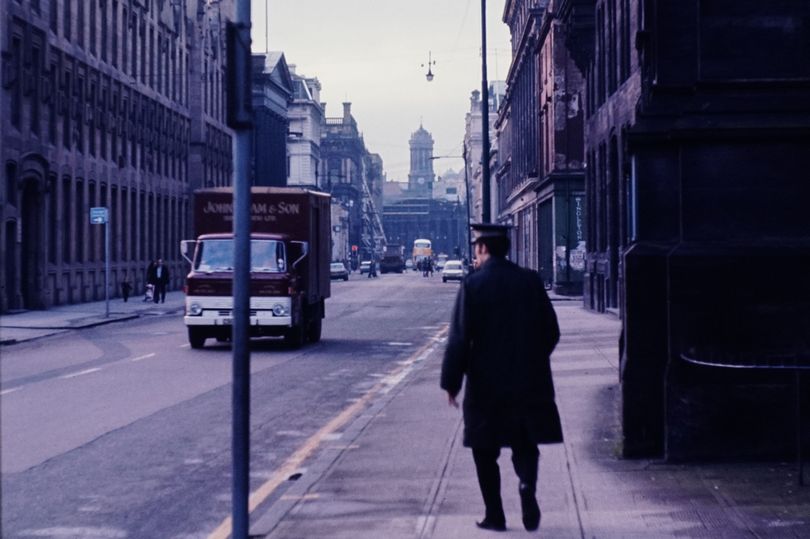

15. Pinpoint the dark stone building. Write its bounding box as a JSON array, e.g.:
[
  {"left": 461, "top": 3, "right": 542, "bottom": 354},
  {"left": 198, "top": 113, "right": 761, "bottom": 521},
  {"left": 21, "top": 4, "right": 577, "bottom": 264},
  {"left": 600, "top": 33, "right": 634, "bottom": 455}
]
[
  {"left": 0, "top": 0, "right": 233, "bottom": 312},
  {"left": 383, "top": 197, "right": 464, "bottom": 261},
  {"left": 320, "top": 102, "right": 385, "bottom": 263},
  {"left": 564, "top": 0, "right": 810, "bottom": 458},
  {"left": 496, "top": 0, "right": 585, "bottom": 294},
  {"left": 251, "top": 52, "right": 292, "bottom": 187}
]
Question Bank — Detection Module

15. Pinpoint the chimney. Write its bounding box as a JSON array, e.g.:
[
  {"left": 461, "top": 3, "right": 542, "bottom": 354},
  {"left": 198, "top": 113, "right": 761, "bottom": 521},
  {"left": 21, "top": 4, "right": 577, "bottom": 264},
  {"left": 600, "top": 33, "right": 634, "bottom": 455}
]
[
  {"left": 343, "top": 102, "right": 352, "bottom": 123},
  {"left": 471, "top": 90, "right": 481, "bottom": 109},
  {"left": 288, "top": 63, "right": 297, "bottom": 74}
]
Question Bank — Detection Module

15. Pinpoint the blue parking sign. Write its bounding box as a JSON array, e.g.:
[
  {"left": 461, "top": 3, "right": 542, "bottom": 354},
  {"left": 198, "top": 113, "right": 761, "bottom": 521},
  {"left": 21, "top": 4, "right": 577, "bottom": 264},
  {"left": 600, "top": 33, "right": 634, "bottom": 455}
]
[{"left": 90, "top": 207, "right": 108, "bottom": 224}]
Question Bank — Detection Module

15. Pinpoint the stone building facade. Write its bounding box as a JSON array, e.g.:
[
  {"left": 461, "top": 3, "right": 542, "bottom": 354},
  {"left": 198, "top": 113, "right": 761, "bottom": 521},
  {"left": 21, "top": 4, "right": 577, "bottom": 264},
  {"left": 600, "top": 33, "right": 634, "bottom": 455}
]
[
  {"left": 287, "top": 67, "right": 322, "bottom": 189},
  {"left": 0, "top": 0, "right": 233, "bottom": 312},
  {"left": 563, "top": 0, "right": 810, "bottom": 459},
  {"left": 250, "top": 52, "right": 292, "bottom": 187},
  {"left": 320, "top": 102, "right": 384, "bottom": 264},
  {"left": 463, "top": 85, "right": 503, "bottom": 224}
]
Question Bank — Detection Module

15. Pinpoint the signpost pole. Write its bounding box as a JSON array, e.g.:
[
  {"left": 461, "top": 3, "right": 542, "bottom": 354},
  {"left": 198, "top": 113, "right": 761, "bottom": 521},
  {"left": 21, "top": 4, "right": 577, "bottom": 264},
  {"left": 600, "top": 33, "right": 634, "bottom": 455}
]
[
  {"left": 105, "top": 219, "right": 110, "bottom": 317},
  {"left": 90, "top": 207, "right": 110, "bottom": 317}
]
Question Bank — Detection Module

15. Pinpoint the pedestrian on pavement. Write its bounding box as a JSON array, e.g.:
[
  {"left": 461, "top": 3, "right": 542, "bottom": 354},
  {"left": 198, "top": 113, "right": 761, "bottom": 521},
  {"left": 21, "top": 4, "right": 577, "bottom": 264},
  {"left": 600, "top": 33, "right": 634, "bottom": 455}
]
[
  {"left": 144, "top": 260, "right": 157, "bottom": 302},
  {"left": 120, "top": 270, "right": 133, "bottom": 302},
  {"left": 440, "top": 223, "right": 562, "bottom": 533},
  {"left": 152, "top": 258, "right": 170, "bottom": 303}
]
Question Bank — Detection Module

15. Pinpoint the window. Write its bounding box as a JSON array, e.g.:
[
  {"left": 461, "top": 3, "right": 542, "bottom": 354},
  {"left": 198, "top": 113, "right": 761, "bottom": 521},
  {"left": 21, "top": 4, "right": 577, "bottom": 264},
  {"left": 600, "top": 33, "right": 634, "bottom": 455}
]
[
  {"left": 121, "top": 6, "right": 127, "bottom": 73},
  {"left": 111, "top": 1, "right": 118, "bottom": 66},
  {"left": 49, "top": 175, "right": 57, "bottom": 264},
  {"left": 88, "top": 182, "right": 97, "bottom": 260},
  {"left": 88, "top": 78, "right": 96, "bottom": 156},
  {"left": 48, "top": 56, "right": 58, "bottom": 142},
  {"left": 111, "top": 186, "right": 118, "bottom": 261},
  {"left": 62, "top": 177, "right": 71, "bottom": 263},
  {"left": 121, "top": 188, "right": 129, "bottom": 261},
  {"left": 10, "top": 35, "right": 22, "bottom": 128},
  {"left": 77, "top": 0, "right": 84, "bottom": 48},
  {"left": 76, "top": 73, "right": 85, "bottom": 153},
  {"left": 31, "top": 40, "right": 42, "bottom": 135},
  {"left": 140, "top": 18, "right": 146, "bottom": 84},
  {"left": 64, "top": 0, "right": 71, "bottom": 40},
  {"left": 101, "top": 0, "right": 108, "bottom": 62},
  {"left": 62, "top": 67, "right": 71, "bottom": 148},
  {"left": 75, "top": 180, "right": 84, "bottom": 263},
  {"left": 90, "top": 0, "right": 97, "bottom": 56},
  {"left": 50, "top": 0, "right": 58, "bottom": 33}
]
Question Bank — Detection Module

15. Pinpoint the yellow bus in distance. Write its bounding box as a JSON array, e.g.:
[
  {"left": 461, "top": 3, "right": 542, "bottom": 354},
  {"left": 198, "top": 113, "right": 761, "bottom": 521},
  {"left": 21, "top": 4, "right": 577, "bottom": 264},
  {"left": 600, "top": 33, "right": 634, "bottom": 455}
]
[{"left": 412, "top": 238, "right": 432, "bottom": 265}]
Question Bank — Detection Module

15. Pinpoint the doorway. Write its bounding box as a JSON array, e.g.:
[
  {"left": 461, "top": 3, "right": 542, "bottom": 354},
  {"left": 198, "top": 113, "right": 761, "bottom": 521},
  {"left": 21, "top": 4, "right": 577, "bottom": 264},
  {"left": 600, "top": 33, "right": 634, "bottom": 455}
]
[{"left": 20, "top": 181, "right": 43, "bottom": 309}]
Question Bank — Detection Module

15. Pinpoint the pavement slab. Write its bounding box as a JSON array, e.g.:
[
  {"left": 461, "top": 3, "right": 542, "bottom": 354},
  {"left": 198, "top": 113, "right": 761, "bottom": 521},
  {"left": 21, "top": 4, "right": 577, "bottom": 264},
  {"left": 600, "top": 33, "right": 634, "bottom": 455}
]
[{"left": 251, "top": 303, "right": 810, "bottom": 538}]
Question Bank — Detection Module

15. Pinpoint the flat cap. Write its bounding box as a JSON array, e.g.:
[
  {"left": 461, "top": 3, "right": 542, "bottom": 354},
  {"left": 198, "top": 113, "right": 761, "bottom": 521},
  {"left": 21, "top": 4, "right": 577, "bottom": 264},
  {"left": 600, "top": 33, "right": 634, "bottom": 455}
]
[{"left": 470, "top": 222, "right": 512, "bottom": 243}]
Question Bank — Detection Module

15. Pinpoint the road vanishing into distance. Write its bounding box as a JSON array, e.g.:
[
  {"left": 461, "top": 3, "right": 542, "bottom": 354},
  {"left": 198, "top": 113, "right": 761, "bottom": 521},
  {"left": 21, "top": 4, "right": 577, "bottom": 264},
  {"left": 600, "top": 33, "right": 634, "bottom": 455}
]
[{"left": 2, "top": 270, "right": 458, "bottom": 538}]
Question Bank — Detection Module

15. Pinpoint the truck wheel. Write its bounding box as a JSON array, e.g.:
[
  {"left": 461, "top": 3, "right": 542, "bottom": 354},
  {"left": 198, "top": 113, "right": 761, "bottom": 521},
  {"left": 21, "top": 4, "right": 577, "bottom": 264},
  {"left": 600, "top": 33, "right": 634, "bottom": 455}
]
[
  {"left": 189, "top": 328, "right": 207, "bottom": 349},
  {"left": 344, "top": 275, "right": 349, "bottom": 281},
  {"left": 284, "top": 324, "right": 305, "bottom": 348},
  {"left": 307, "top": 316, "right": 322, "bottom": 343}
]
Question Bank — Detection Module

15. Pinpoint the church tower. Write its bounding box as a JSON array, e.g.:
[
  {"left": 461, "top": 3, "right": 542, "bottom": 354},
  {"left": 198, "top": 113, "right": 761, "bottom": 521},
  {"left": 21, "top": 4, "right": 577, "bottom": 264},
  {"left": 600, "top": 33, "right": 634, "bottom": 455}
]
[{"left": 408, "top": 124, "right": 435, "bottom": 197}]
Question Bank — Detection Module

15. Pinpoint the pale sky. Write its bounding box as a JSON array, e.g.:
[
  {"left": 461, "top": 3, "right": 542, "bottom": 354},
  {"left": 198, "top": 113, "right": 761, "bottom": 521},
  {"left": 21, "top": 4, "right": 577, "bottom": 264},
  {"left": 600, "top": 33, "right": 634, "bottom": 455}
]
[{"left": 250, "top": 0, "right": 513, "bottom": 182}]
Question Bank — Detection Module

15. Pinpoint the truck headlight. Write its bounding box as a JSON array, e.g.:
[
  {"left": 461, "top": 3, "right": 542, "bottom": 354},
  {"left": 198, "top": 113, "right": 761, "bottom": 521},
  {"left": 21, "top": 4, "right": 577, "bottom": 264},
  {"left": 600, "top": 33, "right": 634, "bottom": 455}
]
[
  {"left": 272, "top": 304, "right": 289, "bottom": 316},
  {"left": 188, "top": 303, "right": 203, "bottom": 316}
]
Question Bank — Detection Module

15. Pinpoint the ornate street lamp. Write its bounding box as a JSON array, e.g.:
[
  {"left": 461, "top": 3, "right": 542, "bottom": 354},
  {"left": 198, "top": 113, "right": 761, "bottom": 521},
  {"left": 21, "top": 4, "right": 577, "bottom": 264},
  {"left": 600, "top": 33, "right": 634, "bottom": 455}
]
[{"left": 422, "top": 51, "right": 436, "bottom": 82}]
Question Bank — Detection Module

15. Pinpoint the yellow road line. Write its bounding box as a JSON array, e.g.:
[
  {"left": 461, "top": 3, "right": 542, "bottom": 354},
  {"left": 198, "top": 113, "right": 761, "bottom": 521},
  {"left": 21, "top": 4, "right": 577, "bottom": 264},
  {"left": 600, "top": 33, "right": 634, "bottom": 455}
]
[{"left": 207, "top": 325, "right": 449, "bottom": 539}]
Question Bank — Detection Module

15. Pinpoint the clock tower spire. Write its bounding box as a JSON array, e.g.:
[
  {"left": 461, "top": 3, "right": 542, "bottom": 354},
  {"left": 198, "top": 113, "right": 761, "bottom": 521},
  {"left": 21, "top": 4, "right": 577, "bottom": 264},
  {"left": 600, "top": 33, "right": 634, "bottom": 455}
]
[{"left": 408, "top": 124, "right": 435, "bottom": 197}]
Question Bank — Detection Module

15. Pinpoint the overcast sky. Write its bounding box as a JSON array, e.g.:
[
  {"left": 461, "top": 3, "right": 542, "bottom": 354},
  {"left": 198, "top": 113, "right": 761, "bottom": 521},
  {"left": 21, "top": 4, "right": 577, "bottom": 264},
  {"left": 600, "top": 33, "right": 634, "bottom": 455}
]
[{"left": 250, "top": 0, "right": 513, "bottom": 182}]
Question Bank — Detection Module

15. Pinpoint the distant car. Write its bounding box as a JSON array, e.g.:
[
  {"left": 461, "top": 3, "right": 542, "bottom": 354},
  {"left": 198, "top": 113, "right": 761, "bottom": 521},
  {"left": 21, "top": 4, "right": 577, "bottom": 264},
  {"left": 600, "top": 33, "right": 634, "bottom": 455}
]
[
  {"left": 405, "top": 259, "right": 414, "bottom": 270},
  {"left": 442, "top": 260, "right": 466, "bottom": 283},
  {"left": 359, "top": 261, "right": 372, "bottom": 274},
  {"left": 330, "top": 262, "right": 349, "bottom": 281}
]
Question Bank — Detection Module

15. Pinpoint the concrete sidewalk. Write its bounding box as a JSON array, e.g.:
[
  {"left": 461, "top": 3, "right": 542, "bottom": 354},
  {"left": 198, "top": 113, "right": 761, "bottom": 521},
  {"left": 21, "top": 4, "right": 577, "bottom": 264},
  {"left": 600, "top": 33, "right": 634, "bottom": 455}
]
[
  {"left": 0, "top": 291, "right": 184, "bottom": 345},
  {"left": 253, "top": 304, "right": 810, "bottom": 538}
]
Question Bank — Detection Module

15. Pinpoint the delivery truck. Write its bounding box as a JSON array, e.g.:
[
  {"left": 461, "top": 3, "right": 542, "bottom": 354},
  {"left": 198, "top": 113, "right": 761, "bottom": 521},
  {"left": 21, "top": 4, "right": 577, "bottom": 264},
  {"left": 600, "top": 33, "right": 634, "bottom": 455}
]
[
  {"left": 379, "top": 243, "right": 406, "bottom": 273},
  {"left": 180, "top": 187, "right": 331, "bottom": 349}
]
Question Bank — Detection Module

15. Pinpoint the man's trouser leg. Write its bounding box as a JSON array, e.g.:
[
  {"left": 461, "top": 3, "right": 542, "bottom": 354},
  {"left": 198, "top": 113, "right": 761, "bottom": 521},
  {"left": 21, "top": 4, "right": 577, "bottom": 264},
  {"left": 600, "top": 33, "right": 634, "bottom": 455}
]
[
  {"left": 510, "top": 444, "right": 538, "bottom": 487},
  {"left": 511, "top": 444, "right": 541, "bottom": 530},
  {"left": 472, "top": 447, "right": 505, "bottom": 524}
]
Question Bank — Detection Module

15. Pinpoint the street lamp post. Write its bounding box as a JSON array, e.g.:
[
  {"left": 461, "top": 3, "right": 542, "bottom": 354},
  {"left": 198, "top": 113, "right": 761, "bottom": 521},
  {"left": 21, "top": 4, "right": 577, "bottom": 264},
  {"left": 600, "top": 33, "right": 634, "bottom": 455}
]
[{"left": 480, "top": 0, "right": 492, "bottom": 223}]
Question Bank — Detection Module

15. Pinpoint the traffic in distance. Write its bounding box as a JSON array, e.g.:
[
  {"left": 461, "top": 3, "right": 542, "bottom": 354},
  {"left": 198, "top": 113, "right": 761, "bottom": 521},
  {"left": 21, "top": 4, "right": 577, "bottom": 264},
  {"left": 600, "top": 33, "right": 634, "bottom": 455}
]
[{"left": 180, "top": 188, "right": 468, "bottom": 350}]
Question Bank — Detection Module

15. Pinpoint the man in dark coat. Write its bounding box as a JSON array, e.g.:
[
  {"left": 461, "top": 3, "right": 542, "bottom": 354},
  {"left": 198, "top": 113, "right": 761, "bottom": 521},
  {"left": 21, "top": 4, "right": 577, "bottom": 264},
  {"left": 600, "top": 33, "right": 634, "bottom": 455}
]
[
  {"left": 441, "top": 223, "right": 562, "bottom": 532},
  {"left": 152, "top": 258, "right": 170, "bottom": 303}
]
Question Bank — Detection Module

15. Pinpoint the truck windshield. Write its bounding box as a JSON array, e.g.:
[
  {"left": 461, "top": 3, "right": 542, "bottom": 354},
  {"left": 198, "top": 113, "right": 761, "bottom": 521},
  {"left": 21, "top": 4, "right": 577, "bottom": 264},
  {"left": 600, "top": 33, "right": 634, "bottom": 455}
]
[{"left": 195, "top": 239, "right": 286, "bottom": 273}]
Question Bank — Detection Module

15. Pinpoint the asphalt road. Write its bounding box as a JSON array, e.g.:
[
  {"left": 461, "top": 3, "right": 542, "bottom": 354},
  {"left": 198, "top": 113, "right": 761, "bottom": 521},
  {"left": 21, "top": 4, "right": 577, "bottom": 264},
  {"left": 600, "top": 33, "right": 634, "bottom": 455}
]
[{"left": 1, "top": 270, "right": 459, "bottom": 539}]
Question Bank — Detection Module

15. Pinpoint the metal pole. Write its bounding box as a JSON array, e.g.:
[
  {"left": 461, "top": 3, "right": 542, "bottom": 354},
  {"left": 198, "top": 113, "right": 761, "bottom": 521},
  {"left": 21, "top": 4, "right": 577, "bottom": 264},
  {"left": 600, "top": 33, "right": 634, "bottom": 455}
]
[
  {"left": 463, "top": 149, "right": 473, "bottom": 264},
  {"left": 480, "top": 0, "right": 492, "bottom": 224},
  {"left": 105, "top": 220, "right": 110, "bottom": 317},
  {"left": 797, "top": 370, "right": 804, "bottom": 486},
  {"left": 231, "top": 1, "right": 252, "bottom": 537}
]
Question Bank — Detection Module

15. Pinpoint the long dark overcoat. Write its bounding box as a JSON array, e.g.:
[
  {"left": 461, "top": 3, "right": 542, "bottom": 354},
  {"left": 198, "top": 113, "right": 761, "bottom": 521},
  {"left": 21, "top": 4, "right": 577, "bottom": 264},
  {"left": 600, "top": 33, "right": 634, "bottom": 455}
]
[{"left": 440, "top": 257, "right": 563, "bottom": 448}]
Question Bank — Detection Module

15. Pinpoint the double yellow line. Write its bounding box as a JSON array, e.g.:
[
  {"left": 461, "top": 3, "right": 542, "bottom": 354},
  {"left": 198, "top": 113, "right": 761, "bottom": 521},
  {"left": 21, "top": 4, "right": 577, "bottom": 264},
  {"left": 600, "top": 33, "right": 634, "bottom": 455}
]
[{"left": 208, "top": 325, "right": 449, "bottom": 539}]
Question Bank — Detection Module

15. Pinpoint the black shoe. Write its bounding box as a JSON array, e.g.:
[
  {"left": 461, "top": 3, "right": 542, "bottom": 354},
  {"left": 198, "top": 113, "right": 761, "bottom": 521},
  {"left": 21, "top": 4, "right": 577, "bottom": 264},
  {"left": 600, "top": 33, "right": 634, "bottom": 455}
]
[
  {"left": 519, "top": 484, "right": 541, "bottom": 531},
  {"left": 475, "top": 518, "right": 506, "bottom": 532}
]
